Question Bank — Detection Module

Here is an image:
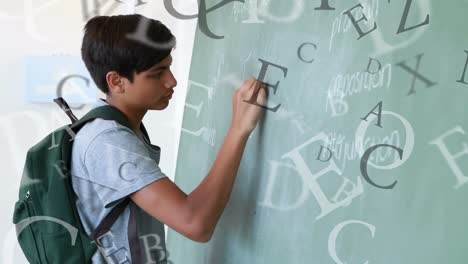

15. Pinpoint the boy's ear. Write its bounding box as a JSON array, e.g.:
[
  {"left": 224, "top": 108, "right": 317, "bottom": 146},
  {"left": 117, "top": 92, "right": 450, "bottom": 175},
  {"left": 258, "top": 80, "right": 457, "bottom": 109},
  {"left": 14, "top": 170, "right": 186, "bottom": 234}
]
[{"left": 106, "top": 71, "right": 125, "bottom": 94}]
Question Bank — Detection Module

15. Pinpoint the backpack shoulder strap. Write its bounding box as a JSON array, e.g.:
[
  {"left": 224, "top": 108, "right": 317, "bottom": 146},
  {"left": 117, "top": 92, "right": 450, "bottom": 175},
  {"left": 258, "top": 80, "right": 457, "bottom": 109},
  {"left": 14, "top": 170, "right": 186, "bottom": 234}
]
[
  {"left": 55, "top": 96, "right": 151, "bottom": 143},
  {"left": 139, "top": 121, "right": 151, "bottom": 144},
  {"left": 71, "top": 103, "right": 151, "bottom": 143},
  {"left": 70, "top": 105, "right": 133, "bottom": 132},
  {"left": 88, "top": 198, "right": 130, "bottom": 241},
  {"left": 53, "top": 97, "right": 79, "bottom": 123}
]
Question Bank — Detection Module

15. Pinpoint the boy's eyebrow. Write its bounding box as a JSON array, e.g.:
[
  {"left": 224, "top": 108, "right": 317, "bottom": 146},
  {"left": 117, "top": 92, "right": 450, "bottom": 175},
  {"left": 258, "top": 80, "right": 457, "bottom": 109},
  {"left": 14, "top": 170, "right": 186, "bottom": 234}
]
[
  {"left": 149, "top": 65, "right": 169, "bottom": 72},
  {"left": 149, "top": 59, "right": 173, "bottom": 72}
]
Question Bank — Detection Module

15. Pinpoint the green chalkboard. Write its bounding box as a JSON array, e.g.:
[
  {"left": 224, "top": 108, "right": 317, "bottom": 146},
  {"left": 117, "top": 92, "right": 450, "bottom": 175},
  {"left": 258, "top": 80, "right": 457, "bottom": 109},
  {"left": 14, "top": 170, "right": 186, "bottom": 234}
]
[{"left": 167, "top": 0, "right": 468, "bottom": 263}]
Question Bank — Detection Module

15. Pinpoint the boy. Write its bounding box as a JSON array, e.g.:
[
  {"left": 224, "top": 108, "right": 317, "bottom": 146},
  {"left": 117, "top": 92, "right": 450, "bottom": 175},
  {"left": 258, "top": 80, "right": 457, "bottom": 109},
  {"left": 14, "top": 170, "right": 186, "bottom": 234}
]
[{"left": 71, "top": 14, "right": 266, "bottom": 263}]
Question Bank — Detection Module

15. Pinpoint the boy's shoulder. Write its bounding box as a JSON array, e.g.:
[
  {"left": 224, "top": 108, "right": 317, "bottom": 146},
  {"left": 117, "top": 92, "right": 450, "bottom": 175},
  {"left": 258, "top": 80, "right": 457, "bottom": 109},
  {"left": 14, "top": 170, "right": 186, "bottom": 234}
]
[
  {"left": 71, "top": 99, "right": 141, "bottom": 168},
  {"left": 74, "top": 98, "right": 133, "bottom": 143},
  {"left": 70, "top": 98, "right": 165, "bottom": 205}
]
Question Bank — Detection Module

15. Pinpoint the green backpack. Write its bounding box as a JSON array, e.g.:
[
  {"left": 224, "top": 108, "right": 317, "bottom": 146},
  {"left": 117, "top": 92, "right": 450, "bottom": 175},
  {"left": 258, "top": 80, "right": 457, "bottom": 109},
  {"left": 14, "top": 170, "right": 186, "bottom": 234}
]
[{"left": 13, "top": 97, "right": 146, "bottom": 263}]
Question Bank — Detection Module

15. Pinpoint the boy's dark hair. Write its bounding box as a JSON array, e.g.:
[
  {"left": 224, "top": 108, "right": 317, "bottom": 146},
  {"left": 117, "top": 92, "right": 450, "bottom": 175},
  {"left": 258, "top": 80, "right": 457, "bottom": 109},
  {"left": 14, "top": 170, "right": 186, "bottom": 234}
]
[{"left": 81, "top": 14, "right": 176, "bottom": 94}]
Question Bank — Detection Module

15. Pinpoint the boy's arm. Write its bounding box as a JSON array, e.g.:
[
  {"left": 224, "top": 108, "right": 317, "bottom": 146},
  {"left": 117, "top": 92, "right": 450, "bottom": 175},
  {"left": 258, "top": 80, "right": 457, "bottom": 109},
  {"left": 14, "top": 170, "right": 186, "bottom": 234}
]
[
  {"left": 129, "top": 77, "right": 266, "bottom": 242},
  {"left": 130, "top": 127, "right": 248, "bottom": 242}
]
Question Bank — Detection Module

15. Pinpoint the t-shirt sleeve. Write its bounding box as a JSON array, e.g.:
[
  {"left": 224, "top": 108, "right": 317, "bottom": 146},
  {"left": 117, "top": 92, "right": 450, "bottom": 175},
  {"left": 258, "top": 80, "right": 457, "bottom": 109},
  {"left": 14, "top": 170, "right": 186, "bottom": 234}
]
[{"left": 83, "top": 126, "right": 167, "bottom": 208}]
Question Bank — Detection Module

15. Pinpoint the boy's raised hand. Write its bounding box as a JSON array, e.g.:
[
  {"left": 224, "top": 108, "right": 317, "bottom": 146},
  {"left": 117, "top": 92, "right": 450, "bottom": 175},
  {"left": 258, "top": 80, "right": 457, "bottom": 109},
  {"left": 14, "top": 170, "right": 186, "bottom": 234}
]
[
  {"left": 130, "top": 78, "right": 269, "bottom": 244},
  {"left": 230, "top": 77, "right": 267, "bottom": 136}
]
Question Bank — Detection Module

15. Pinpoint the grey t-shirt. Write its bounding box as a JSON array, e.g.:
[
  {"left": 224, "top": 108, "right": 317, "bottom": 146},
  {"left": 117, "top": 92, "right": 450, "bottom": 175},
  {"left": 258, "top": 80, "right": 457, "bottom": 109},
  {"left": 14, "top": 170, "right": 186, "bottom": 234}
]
[{"left": 71, "top": 98, "right": 168, "bottom": 263}]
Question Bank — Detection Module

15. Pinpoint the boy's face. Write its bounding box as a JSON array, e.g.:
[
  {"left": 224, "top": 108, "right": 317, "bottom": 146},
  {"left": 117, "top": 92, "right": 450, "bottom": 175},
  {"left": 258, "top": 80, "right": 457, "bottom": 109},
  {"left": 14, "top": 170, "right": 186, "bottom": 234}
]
[{"left": 124, "top": 54, "right": 177, "bottom": 111}]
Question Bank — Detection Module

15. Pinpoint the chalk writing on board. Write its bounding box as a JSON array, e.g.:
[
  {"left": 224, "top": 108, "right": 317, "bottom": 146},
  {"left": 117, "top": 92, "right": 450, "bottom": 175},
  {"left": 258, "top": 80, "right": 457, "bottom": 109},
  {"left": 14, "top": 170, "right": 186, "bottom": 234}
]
[
  {"left": 180, "top": 80, "right": 216, "bottom": 146},
  {"left": 314, "top": 0, "right": 336, "bottom": 10},
  {"left": 181, "top": 126, "right": 217, "bottom": 146},
  {"left": 258, "top": 120, "right": 409, "bottom": 217},
  {"left": 328, "top": 220, "right": 376, "bottom": 264},
  {"left": 276, "top": 108, "right": 314, "bottom": 135},
  {"left": 260, "top": 158, "right": 362, "bottom": 215},
  {"left": 343, "top": 3, "right": 377, "bottom": 40},
  {"left": 324, "top": 130, "right": 401, "bottom": 172},
  {"left": 244, "top": 58, "right": 288, "bottom": 112},
  {"left": 297, "top": 42, "right": 317, "bottom": 64},
  {"left": 355, "top": 110, "right": 414, "bottom": 170},
  {"left": 326, "top": 95, "right": 348, "bottom": 117},
  {"left": 430, "top": 126, "right": 468, "bottom": 189},
  {"left": 184, "top": 101, "right": 204, "bottom": 118},
  {"left": 188, "top": 80, "right": 215, "bottom": 100},
  {"left": 361, "top": 101, "right": 383, "bottom": 128},
  {"left": 325, "top": 64, "right": 392, "bottom": 116},
  {"left": 163, "top": 0, "right": 242, "bottom": 39},
  {"left": 394, "top": 0, "right": 430, "bottom": 34},
  {"left": 257, "top": 111, "right": 410, "bottom": 216},
  {"left": 259, "top": 132, "right": 364, "bottom": 219},
  {"left": 360, "top": 144, "right": 403, "bottom": 189},
  {"left": 291, "top": 115, "right": 314, "bottom": 135},
  {"left": 456, "top": 50, "right": 468, "bottom": 85},
  {"left": 164, "top": 0, "right": 340, "bottom": 38},
  {"left": 369, "top": 0, "right": 431, "bottom": 57},
  {"left": 328, "top": 0, "right": 379, "bottom": 51},
  {"left": 219, "top": 72, "right": 242, "bottom": 87},
  {"left": 366, "top": 57, "right": 382, "bottom": 74},
  {"left": 239, "top": 0, "right": 265, "bottom": 24},
  {"left": 396, "top": 53, "right": 437, "bottom": 96},
  {"left": 345, "top": 0, "right": 430, "bottom": 40},
  {"left": 317, "top": 146, "right": 333, "bottom": 162},
  {"left": 242, "top": 0, "right": 305, "bottom": 23},
  {"left": 241, "top": 0, "right": 335, "bottom": 24}
]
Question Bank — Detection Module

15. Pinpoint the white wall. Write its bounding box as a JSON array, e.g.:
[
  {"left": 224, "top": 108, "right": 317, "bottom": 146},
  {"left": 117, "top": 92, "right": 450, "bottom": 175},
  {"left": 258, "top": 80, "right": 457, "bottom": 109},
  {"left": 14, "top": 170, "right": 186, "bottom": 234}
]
[{"left": 0, "top": 0, "right": 198, "bottom": 262}]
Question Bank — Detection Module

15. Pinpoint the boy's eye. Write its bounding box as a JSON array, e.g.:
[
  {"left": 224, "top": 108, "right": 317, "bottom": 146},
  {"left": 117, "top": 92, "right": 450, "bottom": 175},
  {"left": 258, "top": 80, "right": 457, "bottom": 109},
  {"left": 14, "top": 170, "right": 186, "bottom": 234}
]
[{"left": 150, "top": 72, "right": 163, "bottom": 79}]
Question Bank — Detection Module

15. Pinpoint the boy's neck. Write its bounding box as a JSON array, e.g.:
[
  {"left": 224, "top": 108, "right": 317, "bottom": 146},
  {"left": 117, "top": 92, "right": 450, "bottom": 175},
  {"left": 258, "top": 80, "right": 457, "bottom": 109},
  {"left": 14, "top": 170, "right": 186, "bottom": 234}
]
[{"left": 103, "top": 96, "right": 147, "bottom": 135}]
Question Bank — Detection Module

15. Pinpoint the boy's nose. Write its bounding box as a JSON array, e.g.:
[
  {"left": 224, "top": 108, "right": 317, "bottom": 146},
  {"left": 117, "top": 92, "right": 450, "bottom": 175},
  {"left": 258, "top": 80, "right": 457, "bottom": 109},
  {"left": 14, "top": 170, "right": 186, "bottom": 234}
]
[
  {"left": 164, "top": 80, "right": 176, "bottom": 89},
  {"left": 164, "top": 74, "right": 177, "bottom": 89}
]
